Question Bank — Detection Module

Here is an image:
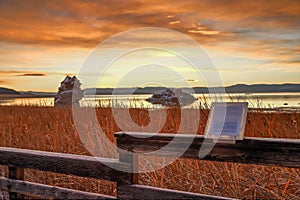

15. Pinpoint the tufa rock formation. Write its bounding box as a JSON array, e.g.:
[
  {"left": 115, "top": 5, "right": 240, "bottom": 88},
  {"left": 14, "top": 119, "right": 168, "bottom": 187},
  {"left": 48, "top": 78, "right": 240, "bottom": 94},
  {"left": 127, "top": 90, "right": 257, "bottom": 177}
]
[{"left": 54, "top": 75, "right": 83, "bottom": 106}]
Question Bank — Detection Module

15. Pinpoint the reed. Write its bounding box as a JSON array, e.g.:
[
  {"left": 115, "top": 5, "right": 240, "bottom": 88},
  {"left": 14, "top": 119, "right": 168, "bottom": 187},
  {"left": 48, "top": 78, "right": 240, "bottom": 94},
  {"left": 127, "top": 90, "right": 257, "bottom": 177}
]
[{"left": 0, "top": 105, "right": 299, "bottom": 199}]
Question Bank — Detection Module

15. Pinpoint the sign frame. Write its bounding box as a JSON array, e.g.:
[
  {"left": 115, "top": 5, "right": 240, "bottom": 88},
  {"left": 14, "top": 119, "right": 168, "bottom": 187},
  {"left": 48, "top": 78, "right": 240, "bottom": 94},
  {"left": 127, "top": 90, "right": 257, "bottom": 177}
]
[{"left": 204, "top": 102, "right": 248, "bottom": 143}]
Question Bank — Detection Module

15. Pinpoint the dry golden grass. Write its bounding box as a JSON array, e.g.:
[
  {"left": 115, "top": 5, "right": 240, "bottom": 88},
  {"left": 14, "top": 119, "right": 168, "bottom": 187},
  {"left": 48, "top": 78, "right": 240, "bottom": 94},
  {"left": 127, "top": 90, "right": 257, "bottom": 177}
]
[{"left": 0, "top": 106, "right": 299, "bottom": 199}]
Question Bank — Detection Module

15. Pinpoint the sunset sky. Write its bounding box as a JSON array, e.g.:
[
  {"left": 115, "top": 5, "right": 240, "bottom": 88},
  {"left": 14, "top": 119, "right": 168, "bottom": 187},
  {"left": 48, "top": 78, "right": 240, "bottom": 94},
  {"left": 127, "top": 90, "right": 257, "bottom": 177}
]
[{"left": 0, "top": 0, "right": 299, "bottom": 92}]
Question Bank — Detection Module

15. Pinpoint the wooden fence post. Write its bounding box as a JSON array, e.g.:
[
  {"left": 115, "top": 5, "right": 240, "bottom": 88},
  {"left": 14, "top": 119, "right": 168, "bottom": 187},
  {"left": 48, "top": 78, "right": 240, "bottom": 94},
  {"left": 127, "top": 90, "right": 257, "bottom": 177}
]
[
  {"left": 119, "top": 153, "right": 138, "bottom": 184},
  {"left": 8, "top": 166, "right": 24, "bottom": 200},
  {"left": 117, "top": 152, "right": 139, "bottom": 199}
]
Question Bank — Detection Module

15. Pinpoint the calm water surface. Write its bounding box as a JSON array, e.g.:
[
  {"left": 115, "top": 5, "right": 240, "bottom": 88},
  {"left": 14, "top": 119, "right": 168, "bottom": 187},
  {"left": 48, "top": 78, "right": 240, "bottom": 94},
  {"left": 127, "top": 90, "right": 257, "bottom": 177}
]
[{"left": 0, "top": 93, "right": 299, "bottom": 109}]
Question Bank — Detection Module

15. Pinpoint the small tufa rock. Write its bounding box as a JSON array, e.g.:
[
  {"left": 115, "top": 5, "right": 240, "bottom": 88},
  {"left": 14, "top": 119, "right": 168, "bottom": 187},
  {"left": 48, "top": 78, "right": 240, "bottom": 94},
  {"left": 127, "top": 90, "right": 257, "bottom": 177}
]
[{"left": 54, "top": 75, "right": 83, "bottom": 106}]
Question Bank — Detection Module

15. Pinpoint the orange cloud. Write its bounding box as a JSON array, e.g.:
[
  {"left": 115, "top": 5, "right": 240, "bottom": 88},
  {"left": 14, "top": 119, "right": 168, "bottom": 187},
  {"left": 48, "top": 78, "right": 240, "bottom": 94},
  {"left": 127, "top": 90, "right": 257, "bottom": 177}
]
[
  {"left": 0, "top": 70, "right": 48, "bottom": 76},
  {"left": 18, "top": 73, "right": 46, "bottom": 77},
  {"left": 169, "top": 20, "right": 181, "bottom": 25},
  {"left": 0, "top": 0, "right": 298, "bottom": 49}
]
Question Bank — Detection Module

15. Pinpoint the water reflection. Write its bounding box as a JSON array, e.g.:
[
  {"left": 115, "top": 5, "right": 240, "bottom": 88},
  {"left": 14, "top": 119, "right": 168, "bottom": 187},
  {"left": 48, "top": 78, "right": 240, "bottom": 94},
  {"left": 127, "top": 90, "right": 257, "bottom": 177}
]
[
  {"left": 0, "top": 97, "right": 54, "bottom": 106},
  {"left": 0, "top": 93, "right": 299, "bottom": 109}
]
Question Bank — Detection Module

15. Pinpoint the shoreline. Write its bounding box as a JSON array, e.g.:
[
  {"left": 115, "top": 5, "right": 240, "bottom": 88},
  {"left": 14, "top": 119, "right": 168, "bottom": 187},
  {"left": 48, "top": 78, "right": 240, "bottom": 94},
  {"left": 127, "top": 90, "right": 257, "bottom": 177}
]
[
  {"left": 0, "top": 94, "right": 55, "bottom": 99},
  {"left": 0, "top": 93, "right": 299, "bottom": 112},
  {"left": 0, "top": 104, "right": 299, "bottom": 113}
]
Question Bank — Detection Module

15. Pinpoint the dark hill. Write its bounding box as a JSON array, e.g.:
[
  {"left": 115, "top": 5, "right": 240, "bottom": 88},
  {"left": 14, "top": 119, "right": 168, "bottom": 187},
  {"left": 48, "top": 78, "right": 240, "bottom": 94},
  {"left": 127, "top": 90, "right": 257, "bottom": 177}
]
[
  {"left": 225, "top": 84, "right": 300, "bottom": 93},
  {"left": 0, "top": 87, "right": 20, "bottom": 94},
  {"left": 88, "top": 83, "right": 300, "bottom": 95}
]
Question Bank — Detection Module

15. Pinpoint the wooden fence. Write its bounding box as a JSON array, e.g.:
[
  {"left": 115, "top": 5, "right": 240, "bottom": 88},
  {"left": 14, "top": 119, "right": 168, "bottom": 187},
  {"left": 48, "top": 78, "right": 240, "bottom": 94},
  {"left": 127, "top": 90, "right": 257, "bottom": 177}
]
[{"left": 0, "top": 132, "right": 300, "bottom": 199}]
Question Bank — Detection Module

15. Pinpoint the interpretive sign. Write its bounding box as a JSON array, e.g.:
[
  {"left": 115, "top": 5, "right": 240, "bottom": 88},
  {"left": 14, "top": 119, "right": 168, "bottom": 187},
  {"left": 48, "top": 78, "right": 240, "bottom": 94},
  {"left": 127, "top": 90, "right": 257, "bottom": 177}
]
[{"left": 204, "top": 102, "right": 248, "bottom": 143}]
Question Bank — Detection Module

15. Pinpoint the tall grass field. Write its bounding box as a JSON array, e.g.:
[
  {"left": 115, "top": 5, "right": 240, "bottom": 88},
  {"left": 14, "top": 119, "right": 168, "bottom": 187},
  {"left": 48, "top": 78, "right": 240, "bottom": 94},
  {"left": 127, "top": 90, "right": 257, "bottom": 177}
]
[{"left": 0, "top": 106, "right": 299, "bottom": 199}]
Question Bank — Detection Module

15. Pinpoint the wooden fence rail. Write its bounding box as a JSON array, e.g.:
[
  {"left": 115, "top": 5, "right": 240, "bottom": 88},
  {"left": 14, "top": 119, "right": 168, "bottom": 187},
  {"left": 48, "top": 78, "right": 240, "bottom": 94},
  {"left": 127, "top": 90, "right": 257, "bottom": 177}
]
[
  {"left": 115, "top": 132, "right": 300, "bottom": 168},
  {"left": 0, "top": 147, "right": 130, "bottom": 199},
  {"left": 0, "top": 132, "right": 300, "bottom": 199},
  {"left": 0, "top": 147, "right": 131, "bottom": 183}
]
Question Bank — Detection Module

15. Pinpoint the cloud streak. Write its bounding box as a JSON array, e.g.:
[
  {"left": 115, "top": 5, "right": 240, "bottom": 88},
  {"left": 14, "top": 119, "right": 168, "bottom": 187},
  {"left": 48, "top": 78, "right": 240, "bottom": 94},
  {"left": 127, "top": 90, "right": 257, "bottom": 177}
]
[
  {"left": 0, "top": 70, "right": 49, "bottom": 77},
  {"left": 18, "top": 73, "right": 46, "bottom": 77}
]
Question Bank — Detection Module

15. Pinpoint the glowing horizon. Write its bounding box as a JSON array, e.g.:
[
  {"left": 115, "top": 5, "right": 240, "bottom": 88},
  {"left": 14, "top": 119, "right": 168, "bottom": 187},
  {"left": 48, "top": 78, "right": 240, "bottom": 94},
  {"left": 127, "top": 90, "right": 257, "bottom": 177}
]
[{"left": 0, "top": 0, "right": 299, "bottom": 92}]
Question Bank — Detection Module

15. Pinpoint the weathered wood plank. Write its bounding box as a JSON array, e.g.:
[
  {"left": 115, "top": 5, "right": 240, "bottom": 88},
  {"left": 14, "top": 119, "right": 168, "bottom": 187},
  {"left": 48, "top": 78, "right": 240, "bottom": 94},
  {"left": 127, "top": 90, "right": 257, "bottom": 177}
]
[
  {"left": 0, "top": 177, "right": 116, "bottom": 199},
  {"left": 115, "top": 132, "right": 300, "bottom": 168},
  {"left": 115, "top": 132, "right": 300, "bottom": 143},
  {"left": 119, "top": 153, "right": 139, "bottom": 184},
  {"left": 0, "top": 147, "right": 131, "bottom": 184},
  {"left": 8, "top": 166, "right": 24, "bottom": 199},
  {"left": 117, "top": 184, "right": 232, "bottom": 199}
]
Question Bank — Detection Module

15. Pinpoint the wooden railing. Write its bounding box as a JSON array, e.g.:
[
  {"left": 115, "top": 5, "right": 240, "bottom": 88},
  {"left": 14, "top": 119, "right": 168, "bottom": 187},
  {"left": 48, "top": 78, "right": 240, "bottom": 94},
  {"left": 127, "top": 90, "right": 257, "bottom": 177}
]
[
  {"left": 0, "top": 147, "right": 130, "bottom": 199},
  {"left": 1, "top": 132, "right": 300, "bottom": 199},
  {"left": 115, "top": 132, "right": 300, "bottom": 168}
]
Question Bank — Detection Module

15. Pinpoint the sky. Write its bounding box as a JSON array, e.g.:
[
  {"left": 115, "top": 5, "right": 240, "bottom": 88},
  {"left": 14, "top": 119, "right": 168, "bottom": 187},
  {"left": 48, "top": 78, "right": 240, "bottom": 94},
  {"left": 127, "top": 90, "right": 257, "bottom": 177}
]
[{"left": 0, "top": 0, "right": 299, "bottom": 92}]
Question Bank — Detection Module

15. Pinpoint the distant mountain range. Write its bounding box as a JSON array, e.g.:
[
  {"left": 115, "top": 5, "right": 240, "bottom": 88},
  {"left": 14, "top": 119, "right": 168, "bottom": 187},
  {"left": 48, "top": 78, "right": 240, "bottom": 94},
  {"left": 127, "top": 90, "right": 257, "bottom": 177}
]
[
  {"left": 194, "top": 83, "right": 300, "bottom": 94},
  {"left": 0, "top": 87, "right": 55, "bottom": 97},
  {"left": 84, "top": 83, "right": 300, "bottom": 95},
  {"left": 0, "top": 87, "right": 20, "bottom": 94},
  {"left": 0, "top": 84, "right": 299, "bottom": 96}
]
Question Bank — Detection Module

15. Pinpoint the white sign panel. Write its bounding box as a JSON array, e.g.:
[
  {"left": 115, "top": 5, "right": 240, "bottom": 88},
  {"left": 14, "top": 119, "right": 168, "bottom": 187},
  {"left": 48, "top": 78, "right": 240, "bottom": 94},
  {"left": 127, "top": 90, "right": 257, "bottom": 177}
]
[{"left": 204, "top": 102, "right": 248, "bottom": 141}]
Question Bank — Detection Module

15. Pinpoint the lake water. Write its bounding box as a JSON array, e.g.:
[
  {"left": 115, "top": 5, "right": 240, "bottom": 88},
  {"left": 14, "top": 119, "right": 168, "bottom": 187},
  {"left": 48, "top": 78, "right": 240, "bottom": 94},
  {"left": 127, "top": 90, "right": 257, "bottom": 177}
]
[{"left": 0, "top": 93, "right": 299, "bottom": 109}]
